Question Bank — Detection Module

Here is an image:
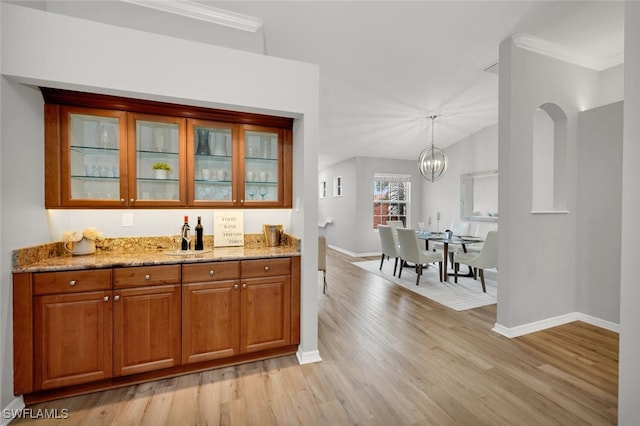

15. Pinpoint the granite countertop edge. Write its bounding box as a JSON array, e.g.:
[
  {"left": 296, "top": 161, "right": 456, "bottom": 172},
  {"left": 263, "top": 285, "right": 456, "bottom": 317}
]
[{"left": 13, "top": 233, "right": 301, "bottom": 274}]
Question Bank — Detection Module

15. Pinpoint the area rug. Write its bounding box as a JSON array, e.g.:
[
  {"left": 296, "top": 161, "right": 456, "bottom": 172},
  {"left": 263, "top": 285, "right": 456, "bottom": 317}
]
[{"left": 352, "top": 259, "right": 497, "bottom": 311}]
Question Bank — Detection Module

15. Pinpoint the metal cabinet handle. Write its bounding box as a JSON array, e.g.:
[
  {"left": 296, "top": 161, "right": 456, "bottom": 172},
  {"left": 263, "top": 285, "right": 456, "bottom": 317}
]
[
  {"left": 69, "top": 280, "right": 77, "bottom": 287},
  {"left": 240, "top": 199, "right": 244, "bottom": 204},
  {"left": 242, "top": 283, "right": 247, "bottom": 289},
  {"left": 264, "top": 266, "right": 270, "bottom": 272},
  {"left": 130, "top": 198, "right": 135, "bottom": 203},
  {"left": 234, "top": 284, "right": 239, "bottom": 289},
  {"left": 233, "top": 199, "right": 237, "bottom": 204},
  {"left": 120, "top": 198, "right": 125, "bottom": 203},
  {"left": 103, "top": 296, "right": 109, "bottom": 302},
  {"left": 114, "top": 295, "right": 120, "bottom": 301},
  {"left": 209, "top": 270, "right": 215, "bottom": 276},
  {"left": 144, "top": 274, "right": 150, "bottom": 280}
]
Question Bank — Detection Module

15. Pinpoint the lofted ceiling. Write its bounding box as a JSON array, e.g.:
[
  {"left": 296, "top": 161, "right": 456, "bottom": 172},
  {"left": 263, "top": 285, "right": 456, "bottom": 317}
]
[{"left": 38, "top": 1, "right": 625, "bottom": 170}]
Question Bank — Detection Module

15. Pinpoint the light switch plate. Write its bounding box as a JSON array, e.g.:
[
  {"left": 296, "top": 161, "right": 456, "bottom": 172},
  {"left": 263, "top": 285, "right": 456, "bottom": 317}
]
[{"left": 122, "top": 212, "right": 133, "bottom": 227}]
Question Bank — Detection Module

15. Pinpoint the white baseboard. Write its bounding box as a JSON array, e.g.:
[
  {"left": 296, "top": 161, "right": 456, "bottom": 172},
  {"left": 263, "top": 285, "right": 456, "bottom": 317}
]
[
  {"left": 493, "top": 311, "right": 620, "bottom": 338},
  {"left": 327, "top": 245, "right": 378, "bottom": 258},
  {"left": 296, "top": 349, "right": 322, "bottom": 365},
  {"left": 1, "top": 396, "right": 25, "bottom": 426}
]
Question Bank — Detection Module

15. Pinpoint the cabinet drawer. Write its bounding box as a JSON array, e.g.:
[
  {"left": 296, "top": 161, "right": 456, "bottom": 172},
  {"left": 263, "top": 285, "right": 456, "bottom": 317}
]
[
  {"left": 182, "top": 261, "right": 240, "bottom": 283},
  {"left": 34, "top": 269, "right": 112, "bottom": 295},
  {"left": 114, "top": 265, "right": 181, "bottom": 289},
  {"left": 241, "top": 258, "right": 291, "bottom": 278}
]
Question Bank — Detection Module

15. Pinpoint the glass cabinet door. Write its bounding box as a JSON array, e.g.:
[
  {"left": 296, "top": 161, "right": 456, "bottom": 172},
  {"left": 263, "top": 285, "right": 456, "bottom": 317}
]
[
  {"left": 128, "top": 114, "right": 186, "bottom": 206},
  {"left": 188, "top": 119, "right": 235, "bottom": 206},
  {"left": 60, "top": 107, "right": 125, "bottom": 206},
  {"left": 243, "top": 126, "right": 282, "bottom": 206}
]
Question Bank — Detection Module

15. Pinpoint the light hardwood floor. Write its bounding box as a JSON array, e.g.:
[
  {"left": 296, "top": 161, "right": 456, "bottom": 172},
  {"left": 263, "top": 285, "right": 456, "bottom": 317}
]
[{"left": 13, "top": 249, "right": 618, "bottom": 425}]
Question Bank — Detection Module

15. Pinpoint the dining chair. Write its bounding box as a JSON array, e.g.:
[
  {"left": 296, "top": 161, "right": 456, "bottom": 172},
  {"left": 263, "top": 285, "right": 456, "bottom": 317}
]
[
  {"left": 318, "top": 236, "right": 327, "bottom": 293},
  {"left": 386, "top": 220, "right": 404, "bottom": 245},
  {"left": 454, "top": 231, "right": 498, "bottom": 292},
  {"left": 397, "top": 228, "right": 443, "bottom": 286},
  {"left": 378, "top": 225, "right": 400, "bottom": 276}
]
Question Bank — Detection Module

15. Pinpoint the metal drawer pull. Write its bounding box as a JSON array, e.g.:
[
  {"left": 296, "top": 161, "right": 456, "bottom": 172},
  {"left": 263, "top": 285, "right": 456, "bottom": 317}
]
[
  {"left": 103, "top": 296, "right": 109, "bottom": 302},
  {"left": 242, "top": 283, "right": 247, "bottom": 289},
  {"left": 69, "top": 280, "right": 77, "bottom": 287},
  {"left": 234, "top": 284, "right": 239, "bottom": 289},
  {"left": 264, "top": 266, "right": 270, "bottom": 272},
  {"left": 144, "top": 274, "right": 150, "bottom": 280},
  {"left": 114, "top": 295, "right": 120, "bottom": 301},
  {"left": 209, "top": 270, "right": 215, "bottom": 276}
]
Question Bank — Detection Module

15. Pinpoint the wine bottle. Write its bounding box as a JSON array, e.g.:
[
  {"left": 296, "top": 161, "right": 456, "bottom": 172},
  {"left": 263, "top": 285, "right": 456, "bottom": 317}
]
[
  {"left": 195, "top": 216, "right": 204, "bottom": 250},
  {"left": 181, "top": 216, "right": 190, "bottom": 250}
]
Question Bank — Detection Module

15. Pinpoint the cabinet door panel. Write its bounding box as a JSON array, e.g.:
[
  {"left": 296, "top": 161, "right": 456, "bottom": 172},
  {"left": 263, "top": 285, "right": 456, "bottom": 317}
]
[
  {"left": 59, "top": 106, "right": 127, "bottom": 207},
  {"left": 241, "top": 125, "right": 285, "bottom": 207},
  {"left": 182, "top": 281, "right": 240, "bottom": 364},
  {"left": 34, "top": 291, "right": 113, "bottom": 390},
  {"left": 241, "top": 276, "right": 291, "bottom": 353},
  {"left": 114, "top": 284, "right": 181, "bottom": 376}
]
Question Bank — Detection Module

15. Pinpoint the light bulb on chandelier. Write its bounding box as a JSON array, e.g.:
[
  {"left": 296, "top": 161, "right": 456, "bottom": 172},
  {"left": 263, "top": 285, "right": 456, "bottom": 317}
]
[{"left": 418, "top": 115, "right": 448, "bottom": 182}]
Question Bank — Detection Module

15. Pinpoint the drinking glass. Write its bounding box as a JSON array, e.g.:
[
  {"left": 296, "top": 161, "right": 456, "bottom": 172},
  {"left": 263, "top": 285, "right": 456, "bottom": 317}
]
[{"left": 259, "top": 186, "right": 267, "bottom": 200}]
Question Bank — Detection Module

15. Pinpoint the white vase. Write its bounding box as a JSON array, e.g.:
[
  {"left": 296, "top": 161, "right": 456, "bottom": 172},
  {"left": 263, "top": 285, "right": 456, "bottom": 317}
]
[
  {"left": 154, "top": 169, "right": 168, "bottom": 179},
  {"left": 64, "top": 237, "right": 96, "bottom": 256}
]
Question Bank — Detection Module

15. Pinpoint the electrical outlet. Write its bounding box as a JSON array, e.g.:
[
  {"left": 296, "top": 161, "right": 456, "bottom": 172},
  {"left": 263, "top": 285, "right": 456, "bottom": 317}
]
[{"left": 122, "top": 212, "right": 133, "bottom": 227}]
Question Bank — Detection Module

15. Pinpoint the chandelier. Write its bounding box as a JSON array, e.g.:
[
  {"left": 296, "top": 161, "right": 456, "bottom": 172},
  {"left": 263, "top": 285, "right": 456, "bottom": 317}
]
[{"left": 417, "top": 115, "right": 448, "bottom": 182}]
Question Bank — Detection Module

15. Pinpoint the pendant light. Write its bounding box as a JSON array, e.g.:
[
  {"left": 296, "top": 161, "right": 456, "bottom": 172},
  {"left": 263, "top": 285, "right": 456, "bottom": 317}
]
[{"left": 418, "top": 115, "right": 448, "bottom": 182}]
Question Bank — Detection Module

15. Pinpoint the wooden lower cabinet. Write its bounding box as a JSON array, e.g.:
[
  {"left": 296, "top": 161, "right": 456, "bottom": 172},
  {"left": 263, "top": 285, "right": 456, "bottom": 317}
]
[
  {"left": 13, "top": 256, "right": 300, "bottom": 402},
  {"left": 241, "top": 276, "right": 291, "bottom": 353},
  {"left": 114, "top": 284, "right": 181, "bottom": 376},
  {"left": 182, "top": 280, "right": 241, "bottom": 364},
  {"left": 34, "top": 290, "right": 113, "bottom": 390}
]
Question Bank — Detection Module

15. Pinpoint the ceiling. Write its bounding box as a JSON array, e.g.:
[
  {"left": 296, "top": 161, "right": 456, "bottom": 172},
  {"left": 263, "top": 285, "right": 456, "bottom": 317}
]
[
  {"left": 207, "top": 1, "right": 624, "bottom": 169},
  {"left": 39, "top": 1, "right": 625, "bottom": 169}
]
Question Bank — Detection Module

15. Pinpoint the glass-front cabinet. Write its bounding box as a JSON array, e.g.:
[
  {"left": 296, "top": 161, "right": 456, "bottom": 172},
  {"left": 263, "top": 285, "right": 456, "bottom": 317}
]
[
  {"left": 128, "top": 114, "right": 186, "bottom": 207},
  {"left": 242, "top": 125, "right": 283, "bottom": 207},
  {"left": 59, "top": 106, "right": 126, "bottom": 207},
  {"left": 43, "top": 88, "right": 293, "bottom": 209}
]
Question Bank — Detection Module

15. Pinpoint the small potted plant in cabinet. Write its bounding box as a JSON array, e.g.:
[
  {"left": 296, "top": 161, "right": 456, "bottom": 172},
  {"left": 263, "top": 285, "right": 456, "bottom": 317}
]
[{"left": 152, "top": 162, "right": 171, "bottom": 179}]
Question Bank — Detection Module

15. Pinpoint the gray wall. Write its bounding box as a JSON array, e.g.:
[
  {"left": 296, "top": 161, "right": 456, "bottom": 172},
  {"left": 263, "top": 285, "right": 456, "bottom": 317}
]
[
  {"left": 577, "top": 101, "right": 623, "bottom": 324},
  {"left": 497, "top": 38, "right": 600, "bottom": 328},
  {"left": 619, "top": 3, "right": 640, "bottom": 424},
  {"left": 318, "top": 156, "right": 422, "bottom": 255}
]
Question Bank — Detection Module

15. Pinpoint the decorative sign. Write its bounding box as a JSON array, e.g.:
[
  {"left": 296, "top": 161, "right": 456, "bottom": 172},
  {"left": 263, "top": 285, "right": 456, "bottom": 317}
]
[{"left": 214, "top": 210, "right": 244, "bottom": 247}]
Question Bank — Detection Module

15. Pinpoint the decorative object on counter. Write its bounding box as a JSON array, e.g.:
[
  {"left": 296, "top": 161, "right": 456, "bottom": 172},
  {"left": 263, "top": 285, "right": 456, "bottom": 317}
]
[
  {"left": 418, "top": 115, "right": 449, "bottom": 182},
  {"left": 181, "top": 216, "right": 191, "bottom": 250},
  {"left": 152, "top": 162, "right": 171, "bottom": 179},
  {"left": 263, "top": 224, "right": 283, "bottom": 247},
  {"left": 196, "top": 128, "right": 210, "bottom": 155},
  {"left": 214, "top": 210, "right": 244, "bottom": 247},
  {"left": 195, "top": 216, "right": 204, "bottom": 250},
  {"left": 62, "top": 227, "right": 104, "bottom": 256}
]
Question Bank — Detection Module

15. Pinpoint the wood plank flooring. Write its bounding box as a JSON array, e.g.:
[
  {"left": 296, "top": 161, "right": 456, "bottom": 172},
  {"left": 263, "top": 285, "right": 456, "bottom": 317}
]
[{"left": 13, "top": 249, "right": 618, "bottom": 425}]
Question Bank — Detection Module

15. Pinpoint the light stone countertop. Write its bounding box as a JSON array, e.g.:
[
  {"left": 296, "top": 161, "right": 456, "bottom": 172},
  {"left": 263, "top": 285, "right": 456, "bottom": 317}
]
[{"left": 12, "top": 234, "right": 300, "bottom": 273}]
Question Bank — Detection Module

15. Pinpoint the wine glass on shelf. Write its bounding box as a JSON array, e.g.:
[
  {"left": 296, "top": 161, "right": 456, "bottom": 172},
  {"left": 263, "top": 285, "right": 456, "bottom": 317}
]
[
  {"left": 259, "top": 186, "right": 267, "bottom": 200},
  {"left": 248, "top": 187, "right": 256, "bottom": 200}
]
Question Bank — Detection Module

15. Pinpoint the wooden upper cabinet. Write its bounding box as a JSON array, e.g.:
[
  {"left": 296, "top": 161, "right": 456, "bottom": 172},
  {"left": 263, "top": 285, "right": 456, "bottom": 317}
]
[
  {"left": 127, "top": 113, "right": 187, "bottom": 207},
  {"left": 42, "top": 88, "right": 293, "bottom": 209}
]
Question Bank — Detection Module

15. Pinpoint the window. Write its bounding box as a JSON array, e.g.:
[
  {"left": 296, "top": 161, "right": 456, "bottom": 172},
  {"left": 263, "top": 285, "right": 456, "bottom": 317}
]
[
  {"left": 333, "top": 176, "right": 342, "bottom": 197},
  {"left": 320, "top": 180, "right": 327, "bottom": 198},
  {"left": 373, "top": 173, "right": 410, "bottom": 229}
]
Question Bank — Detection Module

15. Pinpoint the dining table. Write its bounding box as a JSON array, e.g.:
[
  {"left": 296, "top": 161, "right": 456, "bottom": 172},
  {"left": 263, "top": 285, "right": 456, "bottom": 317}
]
[{"left": 416, "top": 231, "right": 484, "bottom": 281}]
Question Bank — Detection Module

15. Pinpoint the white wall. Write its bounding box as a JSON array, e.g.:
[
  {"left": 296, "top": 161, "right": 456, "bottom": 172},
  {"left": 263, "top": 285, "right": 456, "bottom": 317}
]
[
  {"left": 0, "top": 3, "right": 320, "bottom": 412},
  {"left": 577, "top": 101, "right": 623, "bottom": 324},
  {"left": 619, "top": 3, "right": 640, "bottom": 424},
  {"left": 423, "top": 124, "right": 499, "bottom": 233},
  {"left": 318, "top": 156, "right": 422, "bottom": 256}
]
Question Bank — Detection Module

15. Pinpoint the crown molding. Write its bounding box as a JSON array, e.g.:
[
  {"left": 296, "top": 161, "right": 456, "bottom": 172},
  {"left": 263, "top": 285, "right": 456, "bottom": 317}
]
[
  {"left": 512, "top": 33, "right": 623, "bottom": 71},
  {"left": 121, "top": 0, "right": 262, "bottom": 33}
]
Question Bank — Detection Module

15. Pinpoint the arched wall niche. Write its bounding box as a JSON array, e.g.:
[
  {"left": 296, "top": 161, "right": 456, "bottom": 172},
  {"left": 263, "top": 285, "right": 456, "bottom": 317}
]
[{"left": 532, "top": 102, "right": 568, "bottom": 213}]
